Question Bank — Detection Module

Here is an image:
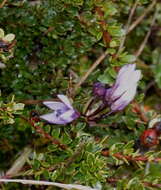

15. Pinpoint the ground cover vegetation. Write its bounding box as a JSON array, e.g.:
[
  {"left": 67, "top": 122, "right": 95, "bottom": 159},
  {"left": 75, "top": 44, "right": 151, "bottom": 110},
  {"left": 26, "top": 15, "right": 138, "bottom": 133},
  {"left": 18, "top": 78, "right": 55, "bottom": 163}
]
[{"left": 0, "top": 0, "right": 161, "bottom": 189}]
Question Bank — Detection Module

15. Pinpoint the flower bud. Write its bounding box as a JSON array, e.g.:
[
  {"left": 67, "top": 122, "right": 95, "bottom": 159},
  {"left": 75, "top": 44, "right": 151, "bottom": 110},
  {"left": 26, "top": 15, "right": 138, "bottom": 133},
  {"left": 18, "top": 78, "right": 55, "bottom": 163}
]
[
  {"left": 93, "top": 82, "right": 106, "bottom": 98},
  {"left": 105, "top": 64, "right": 141, "bottom": 111}
]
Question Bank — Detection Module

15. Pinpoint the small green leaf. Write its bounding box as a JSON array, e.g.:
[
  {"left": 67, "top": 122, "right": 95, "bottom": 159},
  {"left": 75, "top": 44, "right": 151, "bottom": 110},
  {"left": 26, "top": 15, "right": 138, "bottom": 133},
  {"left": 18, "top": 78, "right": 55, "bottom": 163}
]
[
  {"left": 120, "top": 55, "right": 136, "bottom": 63},
  {"left": 51, "top": 128, "right": 60, "bottom": 138},
  {"left": 33, "top": 160, "right": 41, "bottom": 170},
  {"left": 108, "top": 26, "right": 125, "bottom": 37},
  {"left": 13, "top": 103, "right": 24, "bottom": 111},
  {"left": 51, "top": 170, "right": 59, "bottom": 181},
  {"left": 109, "top": 40, "right": 118, "bottom": 48},
  {"left": 73, "top": 122, "right": 86, "bottom": 132},
  {"left": 96, "top": 31, "right": 103, "bottom": 41}
]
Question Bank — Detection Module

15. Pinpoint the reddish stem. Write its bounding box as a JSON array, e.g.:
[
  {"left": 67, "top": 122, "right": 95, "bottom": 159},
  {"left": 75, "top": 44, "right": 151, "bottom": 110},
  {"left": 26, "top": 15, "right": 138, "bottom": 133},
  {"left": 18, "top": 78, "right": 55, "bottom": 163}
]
[
  {"left": 102, "top": 150, "right": 161, "bottom": 162},
  {"left": 21, "top": 116, "right": 67, "bottom": 150},
  {"left": 143, "top": 181, "right": 161, "bottom": 188},
  {"left": 107, "top": 177, "right": 161, "bottom": 188}
]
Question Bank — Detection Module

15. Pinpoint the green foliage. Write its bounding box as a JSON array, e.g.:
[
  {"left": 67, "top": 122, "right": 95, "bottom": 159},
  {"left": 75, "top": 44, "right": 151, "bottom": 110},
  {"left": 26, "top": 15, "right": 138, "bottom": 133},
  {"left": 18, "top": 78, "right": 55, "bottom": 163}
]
[
  {"left": 0, "top": 95, "right": 24, "bottom": 124},
  {"left": 0, "top": 0, "right": 161, "bottom": 189}
]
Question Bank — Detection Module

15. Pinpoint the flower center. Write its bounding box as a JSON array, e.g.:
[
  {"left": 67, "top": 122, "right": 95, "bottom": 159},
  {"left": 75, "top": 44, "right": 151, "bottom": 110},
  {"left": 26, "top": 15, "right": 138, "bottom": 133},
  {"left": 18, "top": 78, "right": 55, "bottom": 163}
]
[{"left": 55, "top": 109, "right": 63, "bottom": 117}]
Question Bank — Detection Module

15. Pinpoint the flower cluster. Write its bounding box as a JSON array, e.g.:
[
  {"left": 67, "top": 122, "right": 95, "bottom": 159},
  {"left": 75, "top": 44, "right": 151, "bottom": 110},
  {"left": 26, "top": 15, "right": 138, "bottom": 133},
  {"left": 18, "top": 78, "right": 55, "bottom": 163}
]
[
  {"left": 40, "top": 64, "right": 141, "bottom": 125},
  {"left": 93, "top": 64, "right": 141, "bottom": 112}
]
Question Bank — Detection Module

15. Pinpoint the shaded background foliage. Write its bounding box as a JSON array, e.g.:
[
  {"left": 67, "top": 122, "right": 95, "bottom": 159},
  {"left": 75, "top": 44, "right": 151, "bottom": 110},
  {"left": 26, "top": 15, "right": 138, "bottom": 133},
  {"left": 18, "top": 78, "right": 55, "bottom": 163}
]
[{"left": 0, "top": 0, "right": 161, "bottom": 189}]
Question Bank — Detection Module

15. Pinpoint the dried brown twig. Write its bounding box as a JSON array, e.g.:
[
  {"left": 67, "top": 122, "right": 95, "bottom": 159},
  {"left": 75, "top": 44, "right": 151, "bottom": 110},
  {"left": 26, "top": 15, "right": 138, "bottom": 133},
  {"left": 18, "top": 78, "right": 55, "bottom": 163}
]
[
  {"left": 135, "top": 9, "right": 157, "bottom": 58},
  {"left": 117, "top": 0, "right": 138, "bottom": 56},
  {"left": 73, "top": 51, "right": 108, "bottom": 96},
  {"left": 21, "top": 98, "right": 58, "bottom": 105},
  {"left": 6, "top": 147, "right": 32, "bottom": 177},
  {"left": 127, "top": 0, "right": 157, "bottom": 34},
  {"left": 0, "top": 147, "right": 31, "bottom": 183},
  {"left": 0, "top": 0, "right": 7, "bottom": 8}
]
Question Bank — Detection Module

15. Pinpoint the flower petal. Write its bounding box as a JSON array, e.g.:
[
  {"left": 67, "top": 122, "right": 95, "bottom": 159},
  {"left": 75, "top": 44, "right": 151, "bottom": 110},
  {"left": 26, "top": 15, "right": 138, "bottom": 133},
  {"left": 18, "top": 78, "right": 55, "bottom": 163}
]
[
  {"left": 118, "top": 70, "right": 141, "bottom": 87},
  {"left": 40, "top": 112, "right": 68, "bottom": 124},
  {"left": 111, "top": 65, "right": 141, "bottom": 100},
  {"left": 130, "top": 70, "right": 141, "bottom": 83},
  {"left": 60, "top": 109, "right": 79, "bottom": 123},
  {"left": 116, "top": 64, "right": 136, "bottom": 86},
  {"left": 117, "top": 64, "right": 136, "bottom": 79},
  {"left": 43, "top": 101, "right": 67, "bottom": 111},
  {"left": 111, "top": 101, "right": 128, "bottom": 111},
  {"left": 57, "top": 94, "right": 73, "bottom": 109},
  {"left": 111, "top": 85, "right": 137, "bottom": 111}
]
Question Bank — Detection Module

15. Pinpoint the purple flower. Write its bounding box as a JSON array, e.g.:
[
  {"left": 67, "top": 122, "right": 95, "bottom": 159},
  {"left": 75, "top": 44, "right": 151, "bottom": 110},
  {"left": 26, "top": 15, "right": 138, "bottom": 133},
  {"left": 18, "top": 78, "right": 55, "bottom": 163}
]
[
  {"left": 40, "top": 95, "right": 80, "bottom": 125},
  {"left": 105, "top": 64, "right": 141, "bottom": 111}
]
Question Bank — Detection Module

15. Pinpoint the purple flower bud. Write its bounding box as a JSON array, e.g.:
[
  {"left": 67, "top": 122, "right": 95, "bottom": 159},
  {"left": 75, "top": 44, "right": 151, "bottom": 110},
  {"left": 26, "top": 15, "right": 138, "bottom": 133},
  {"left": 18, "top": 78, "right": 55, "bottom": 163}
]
[
  {"left": 40, "top": 94, "right": 80, "bottom": 125},
  {"left": 105, "top": 64, "right": 141, "bottom": 111},
  {"left": 93, "top": 82, "right": 106, "bottom": 98}
]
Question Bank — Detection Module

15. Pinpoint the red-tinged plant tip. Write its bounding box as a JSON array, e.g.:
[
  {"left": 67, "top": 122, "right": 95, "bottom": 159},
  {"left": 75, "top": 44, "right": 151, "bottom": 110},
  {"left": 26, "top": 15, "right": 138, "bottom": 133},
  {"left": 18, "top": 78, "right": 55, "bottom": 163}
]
[{"left": 40, "top": 94, "right": 80, "bottom": 125}]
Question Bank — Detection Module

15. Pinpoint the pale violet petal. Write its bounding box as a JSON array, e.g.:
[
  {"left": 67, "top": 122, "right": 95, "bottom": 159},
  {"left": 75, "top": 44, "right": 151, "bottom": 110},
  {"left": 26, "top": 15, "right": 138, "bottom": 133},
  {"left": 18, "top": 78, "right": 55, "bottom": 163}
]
[
  {"left": 60, "top": 109, "right": 79, "bottom": 123},
  {"left": 118, "top": 69, "right": 141, "bottom": 87},
  {"left": 111, "top": 80, "right": 133, "bottom": 100},
  {"left": 57, "top": 94, "right": 73, "bottom": 109},
  {"left": 130, "top": 70, "right": 141, "bottom": 83},
  {"left": 40, "top": 112, "right": 67, "bottom": 124},
  {"left": 111, "top": 85, "right": 137, "bottom": 111},
  {"left": 112, "top": 70, "right": 141, "bottom": 98},
  {"left": 112, "top": 80, "right": 134, "bottom": 98},
  {"left": 117, "top": 64, "right": 136, "bottom": 81},
  {"left": 116, "top": 70, "right": 135, "bottom": 86},
  {"left": 111, "top": 101, "right": 128, "bottom": 111},
  {"left": 43, "top": 101, "right": 67, "bottom": 110},
  {"left": 118, "top": 64, "right": 135, "bottom": 75},
  {"left": 121, "top": 85, "right": 137, "bottom": 101},
  {"left": 111, "top": 83, "right": 128, "bottom": 100},
  {"left": 111, "top": 67, "right": 141, "bottom": 100},
  {"left": 71, "top": 111, "right": 80, "bottom": 120}
]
